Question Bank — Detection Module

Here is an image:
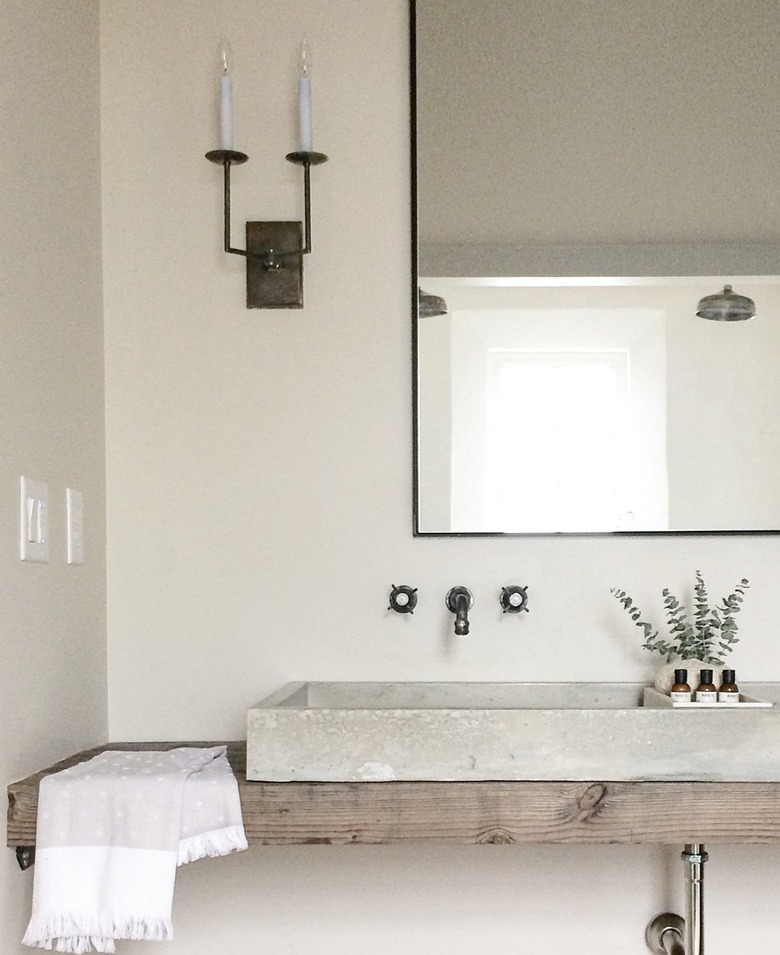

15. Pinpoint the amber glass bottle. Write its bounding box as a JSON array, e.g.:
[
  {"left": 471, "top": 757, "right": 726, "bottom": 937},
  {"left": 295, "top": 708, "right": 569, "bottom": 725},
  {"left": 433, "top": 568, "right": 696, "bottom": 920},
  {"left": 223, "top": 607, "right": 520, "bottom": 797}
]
[
  {"left": 718, "top": 669, "right": 739, "bottom": 703},
  {"left": 670, "top": 668, "right": 691, "bottom": 703},
  {"left": 695, "top": 669, "right": 718, "bottom": 703}
]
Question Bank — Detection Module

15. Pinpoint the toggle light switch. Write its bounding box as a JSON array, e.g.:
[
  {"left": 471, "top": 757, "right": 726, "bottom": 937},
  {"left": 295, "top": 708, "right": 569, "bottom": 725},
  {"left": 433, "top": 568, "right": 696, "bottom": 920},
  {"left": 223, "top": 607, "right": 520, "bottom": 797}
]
[{"left": 20, "top": 477, "right": 49, "bottom": 563}]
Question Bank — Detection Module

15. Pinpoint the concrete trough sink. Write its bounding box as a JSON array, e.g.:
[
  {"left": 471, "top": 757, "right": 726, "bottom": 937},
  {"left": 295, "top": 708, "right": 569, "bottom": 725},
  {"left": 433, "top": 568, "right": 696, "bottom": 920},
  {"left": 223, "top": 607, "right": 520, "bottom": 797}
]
[{"left": 246, "top": 681, "right": 780, "bottom": 783}]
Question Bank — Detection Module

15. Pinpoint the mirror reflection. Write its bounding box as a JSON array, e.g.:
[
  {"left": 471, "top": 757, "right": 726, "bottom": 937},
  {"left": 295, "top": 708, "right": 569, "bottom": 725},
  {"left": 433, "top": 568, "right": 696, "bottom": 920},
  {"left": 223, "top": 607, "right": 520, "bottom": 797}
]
[
  {"left": 417, "top": 277, "right": 780, "bottom": 533},
  {"left": 412, "top": 0, "right": 780, "bottom": 535}
]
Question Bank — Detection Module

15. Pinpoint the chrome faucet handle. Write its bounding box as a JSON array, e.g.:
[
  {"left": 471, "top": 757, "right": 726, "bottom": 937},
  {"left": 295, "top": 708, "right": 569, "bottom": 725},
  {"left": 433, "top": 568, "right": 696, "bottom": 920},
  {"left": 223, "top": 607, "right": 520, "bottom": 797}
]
[
  {"left": 500, "top": 585, "right": 529, "bottom": 614},
  {"left": 388, "top": 584, "right": 418, "bottom": 614}
]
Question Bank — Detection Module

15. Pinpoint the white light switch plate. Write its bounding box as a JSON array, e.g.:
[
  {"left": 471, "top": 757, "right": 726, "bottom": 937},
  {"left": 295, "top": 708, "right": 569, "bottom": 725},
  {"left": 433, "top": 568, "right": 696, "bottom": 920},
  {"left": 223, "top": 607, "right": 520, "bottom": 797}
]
[
  {"left": 20, "top": 477, "right": 49, "bottom": 563},
  {"left": 66, "top": 488, "right": 84, "bottom": 565}
]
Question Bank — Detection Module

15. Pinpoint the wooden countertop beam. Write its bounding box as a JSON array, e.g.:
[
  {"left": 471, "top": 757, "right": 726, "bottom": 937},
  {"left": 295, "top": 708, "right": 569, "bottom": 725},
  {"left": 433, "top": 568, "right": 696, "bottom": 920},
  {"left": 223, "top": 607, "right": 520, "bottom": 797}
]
[{"left": 8, "top": 742, "right": 780, "bottom": 855}]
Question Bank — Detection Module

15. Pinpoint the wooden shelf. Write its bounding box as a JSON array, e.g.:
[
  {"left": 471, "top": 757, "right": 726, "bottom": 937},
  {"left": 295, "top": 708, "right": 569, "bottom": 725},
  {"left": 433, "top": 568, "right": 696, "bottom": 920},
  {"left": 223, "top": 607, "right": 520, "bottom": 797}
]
[{"left": 9, "top": 742, "right": 780, "bottom": 852}]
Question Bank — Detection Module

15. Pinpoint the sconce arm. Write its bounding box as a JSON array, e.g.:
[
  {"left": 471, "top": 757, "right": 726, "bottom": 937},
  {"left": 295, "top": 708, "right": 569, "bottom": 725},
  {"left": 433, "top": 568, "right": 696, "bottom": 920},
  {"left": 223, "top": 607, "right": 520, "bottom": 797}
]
[
  {"left": 285, "top": 151, "right": 328, "bottom": 256},
  {"left": 206, "top": 149, "right": 327, "bottom": 264},
  {"left": 205, "top": 149, "right": 249, "bottom": 256}
]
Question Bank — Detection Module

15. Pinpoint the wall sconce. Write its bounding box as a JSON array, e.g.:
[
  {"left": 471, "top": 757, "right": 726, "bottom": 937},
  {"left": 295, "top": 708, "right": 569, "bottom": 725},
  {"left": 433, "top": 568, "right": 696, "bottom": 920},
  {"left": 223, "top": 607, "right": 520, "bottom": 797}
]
[{"left": 206, "top": 39, "right": 328, "bottom": 309}]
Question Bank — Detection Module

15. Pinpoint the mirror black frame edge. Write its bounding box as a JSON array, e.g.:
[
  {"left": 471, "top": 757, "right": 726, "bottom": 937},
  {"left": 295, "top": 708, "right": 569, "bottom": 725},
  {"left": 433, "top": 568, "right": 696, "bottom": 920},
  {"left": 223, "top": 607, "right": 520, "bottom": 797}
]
[{"left": 408, "top": 0, "right": 776, "bottom": 539}]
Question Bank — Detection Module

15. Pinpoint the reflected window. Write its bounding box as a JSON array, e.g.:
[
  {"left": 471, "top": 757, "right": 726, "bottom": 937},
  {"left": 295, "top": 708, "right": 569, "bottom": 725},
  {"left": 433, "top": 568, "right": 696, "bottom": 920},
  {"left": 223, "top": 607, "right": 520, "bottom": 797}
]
[
  {"left": 433, "top": 299, "right": 669, "bottom": 533},
  {"left": 485, "top": 352, "right": 629, "bottom": 531}
]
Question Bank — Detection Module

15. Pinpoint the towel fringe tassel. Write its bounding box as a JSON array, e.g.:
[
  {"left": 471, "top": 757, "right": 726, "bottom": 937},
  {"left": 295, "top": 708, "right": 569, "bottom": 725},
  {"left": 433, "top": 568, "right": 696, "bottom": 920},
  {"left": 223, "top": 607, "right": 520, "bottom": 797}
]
[
  {"left": 22, "top": 913, "right": 173, "bottom": 952},
  {"left": 178, "top": 824, "right": 249, "bottom": 865}
]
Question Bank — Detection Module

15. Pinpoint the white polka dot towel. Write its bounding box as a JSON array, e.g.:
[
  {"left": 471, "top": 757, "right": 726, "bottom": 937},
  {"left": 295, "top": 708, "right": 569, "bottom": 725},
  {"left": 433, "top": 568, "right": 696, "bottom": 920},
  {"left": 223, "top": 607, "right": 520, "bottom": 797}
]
[{"left": 22, "top": 746, "right": 247, "bottom": 952}]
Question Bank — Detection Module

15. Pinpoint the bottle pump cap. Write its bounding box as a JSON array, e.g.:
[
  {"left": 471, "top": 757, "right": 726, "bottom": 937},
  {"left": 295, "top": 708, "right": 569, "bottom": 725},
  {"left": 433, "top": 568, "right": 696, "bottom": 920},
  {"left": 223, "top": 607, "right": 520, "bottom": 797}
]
[
  {"left": 699, "top": 669, "right": 713, "bottom": 683},
  {"left": 674, "top": 668, "right": 688, "bottom": 683},
  {"left": 722, "top": 669, "right": 736, "bottom": 683}
]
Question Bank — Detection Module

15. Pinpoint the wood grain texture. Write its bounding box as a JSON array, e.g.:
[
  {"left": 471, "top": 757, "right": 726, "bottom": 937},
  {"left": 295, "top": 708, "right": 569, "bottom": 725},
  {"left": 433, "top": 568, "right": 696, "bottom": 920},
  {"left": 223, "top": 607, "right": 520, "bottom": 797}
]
[{"left": 8, "top": 742, "right": 780, "bottom": 849}]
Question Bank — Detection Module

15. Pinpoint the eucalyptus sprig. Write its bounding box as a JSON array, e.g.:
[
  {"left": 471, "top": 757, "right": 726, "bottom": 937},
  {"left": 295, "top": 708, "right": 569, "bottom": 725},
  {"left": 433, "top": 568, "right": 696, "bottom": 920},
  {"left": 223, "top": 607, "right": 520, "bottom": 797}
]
[{"left": 610, "top": 571, "right": 749, "bottom": 664}]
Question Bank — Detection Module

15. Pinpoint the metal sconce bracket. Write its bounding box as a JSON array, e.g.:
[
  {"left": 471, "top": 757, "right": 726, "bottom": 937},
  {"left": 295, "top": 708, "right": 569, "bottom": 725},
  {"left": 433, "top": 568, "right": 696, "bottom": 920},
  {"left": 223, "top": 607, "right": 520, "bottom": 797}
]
[
  {"left": 245, "top": 221, "right": 303, "bottom": 308},
  {"left": 16, "top": 846, "right": 35, "bottom": 870},
  {"left": 205, "top": 148, "right": 328, "bottom": 308}
]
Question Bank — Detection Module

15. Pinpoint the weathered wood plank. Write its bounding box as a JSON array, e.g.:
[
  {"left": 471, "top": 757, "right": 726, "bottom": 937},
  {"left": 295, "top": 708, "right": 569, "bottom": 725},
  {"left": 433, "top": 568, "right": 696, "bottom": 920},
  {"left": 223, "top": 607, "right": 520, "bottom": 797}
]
[
  {"left": 8, "top": 742, "right": 780, "bottom": 849},
  {"left": 240, "top": 779, "right": 780, "bottom": 846}
]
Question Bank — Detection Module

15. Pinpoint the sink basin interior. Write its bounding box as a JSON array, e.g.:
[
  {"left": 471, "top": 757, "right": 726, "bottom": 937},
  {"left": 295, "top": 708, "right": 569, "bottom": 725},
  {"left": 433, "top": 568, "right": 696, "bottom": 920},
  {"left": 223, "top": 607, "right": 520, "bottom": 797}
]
[{"left": 260, "top": 681, "right": 645, "bottom": 711}]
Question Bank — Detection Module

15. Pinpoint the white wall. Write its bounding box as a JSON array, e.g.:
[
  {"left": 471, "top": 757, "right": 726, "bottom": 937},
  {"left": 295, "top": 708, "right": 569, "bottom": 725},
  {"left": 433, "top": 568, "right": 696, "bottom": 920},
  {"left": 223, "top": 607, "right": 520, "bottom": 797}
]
[
  {"left": 63, "top": 0, "right": 780, "bottom": 952},
  {"left": 0, "top": 1, "right": 107, "bottom": 950}
]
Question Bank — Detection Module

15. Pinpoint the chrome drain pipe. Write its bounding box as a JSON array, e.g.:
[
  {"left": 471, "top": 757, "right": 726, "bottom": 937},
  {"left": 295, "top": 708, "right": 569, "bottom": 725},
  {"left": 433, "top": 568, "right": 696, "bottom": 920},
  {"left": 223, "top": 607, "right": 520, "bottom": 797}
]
[
  {"left": 646, "top": 912, "right": 685, "bottom": 955},
  {"left": 646, "top": 844, "right": 708, "bottom": 954},
  {"left": 682, "top": 844, "right": 707, "bottom": 955}
]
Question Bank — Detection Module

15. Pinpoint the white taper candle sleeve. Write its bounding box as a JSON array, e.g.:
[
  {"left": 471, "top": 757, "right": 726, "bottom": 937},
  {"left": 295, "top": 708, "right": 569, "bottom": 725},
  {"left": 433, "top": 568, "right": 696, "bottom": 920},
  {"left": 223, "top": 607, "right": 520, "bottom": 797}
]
[
  {"left": 220, "top": 75, "right": 233, "bottom": 150},
  {"left": 299, "top": 76, "right": 312, "bottom": 152}
]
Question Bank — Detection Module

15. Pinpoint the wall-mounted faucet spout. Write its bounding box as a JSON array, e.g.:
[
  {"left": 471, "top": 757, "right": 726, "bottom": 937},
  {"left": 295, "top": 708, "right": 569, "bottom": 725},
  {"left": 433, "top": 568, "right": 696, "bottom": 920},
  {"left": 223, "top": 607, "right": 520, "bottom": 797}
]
[{"left": 445, "top": 587, "right": 474, "bottom": 636}]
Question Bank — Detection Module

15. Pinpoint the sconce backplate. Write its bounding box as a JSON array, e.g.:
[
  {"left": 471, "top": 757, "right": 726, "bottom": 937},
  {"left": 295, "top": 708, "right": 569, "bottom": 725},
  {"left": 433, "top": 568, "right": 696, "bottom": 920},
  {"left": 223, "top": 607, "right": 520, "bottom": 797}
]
[{"left": 246, "top": 221, "right": 303, "bottom": 308}]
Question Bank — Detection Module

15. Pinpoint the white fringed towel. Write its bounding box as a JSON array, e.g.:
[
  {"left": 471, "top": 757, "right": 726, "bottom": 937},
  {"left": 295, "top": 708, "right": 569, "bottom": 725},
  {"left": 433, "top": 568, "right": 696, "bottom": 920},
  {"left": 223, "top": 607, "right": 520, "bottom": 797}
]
[{"left": 23, "top": 745, "right": 248, "bottom": 953}]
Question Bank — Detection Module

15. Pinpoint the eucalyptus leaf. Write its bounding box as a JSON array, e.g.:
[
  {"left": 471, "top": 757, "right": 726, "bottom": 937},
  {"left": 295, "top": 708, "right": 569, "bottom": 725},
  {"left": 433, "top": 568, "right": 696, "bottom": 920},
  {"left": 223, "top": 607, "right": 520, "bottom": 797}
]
[{"left": 611, "top": 571, "right": 749, "bottom": 664}]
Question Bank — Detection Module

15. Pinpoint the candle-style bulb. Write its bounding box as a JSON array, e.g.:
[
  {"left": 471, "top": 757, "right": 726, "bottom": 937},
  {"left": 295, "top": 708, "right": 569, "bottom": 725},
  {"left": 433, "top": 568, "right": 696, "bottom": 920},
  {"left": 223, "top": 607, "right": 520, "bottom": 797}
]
[
  {"left": 299, "top": 38, "right": 312, "bottom": 79},
  {"left": 219, "top": 38, "right": 233, "bottom": 77}
]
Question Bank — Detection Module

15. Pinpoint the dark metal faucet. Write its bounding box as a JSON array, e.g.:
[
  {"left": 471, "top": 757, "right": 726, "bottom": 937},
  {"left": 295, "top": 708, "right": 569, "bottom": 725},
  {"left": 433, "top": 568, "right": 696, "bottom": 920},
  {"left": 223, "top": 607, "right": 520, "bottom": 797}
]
[{"left": 445, "top": 586, "right": 474, "bottom": 636}]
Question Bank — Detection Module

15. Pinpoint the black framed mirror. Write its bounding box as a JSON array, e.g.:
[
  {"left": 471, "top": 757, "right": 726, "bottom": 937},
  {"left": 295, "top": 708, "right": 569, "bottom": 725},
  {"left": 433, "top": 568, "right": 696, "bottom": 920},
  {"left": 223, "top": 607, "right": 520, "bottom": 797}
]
[{"left": 411, "top": 0, "right": 780, "bottom": 536}]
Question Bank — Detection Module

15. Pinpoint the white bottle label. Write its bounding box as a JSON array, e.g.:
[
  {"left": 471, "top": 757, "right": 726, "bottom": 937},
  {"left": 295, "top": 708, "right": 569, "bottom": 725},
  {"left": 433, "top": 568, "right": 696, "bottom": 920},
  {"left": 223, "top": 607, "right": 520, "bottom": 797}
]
[
  {"left": 695, "top": 690, "right": 718, "bottom": 703},
  {"left": 670, "top": 691, "right": 692, "bottom": 703},
  {"left": 718, "top": 691, "right": 740, "bottom": 704}
]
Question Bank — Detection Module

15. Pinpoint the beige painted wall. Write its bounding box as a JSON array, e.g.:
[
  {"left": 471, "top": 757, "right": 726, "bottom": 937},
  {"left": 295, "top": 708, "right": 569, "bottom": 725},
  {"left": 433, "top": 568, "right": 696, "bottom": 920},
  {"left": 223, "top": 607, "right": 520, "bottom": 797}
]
[
  {"left": 0, "top": 0, "right": 755, "bottom": 952},
  {"left": 0, "top": 1, "right": 107, "bottom": 950}
]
